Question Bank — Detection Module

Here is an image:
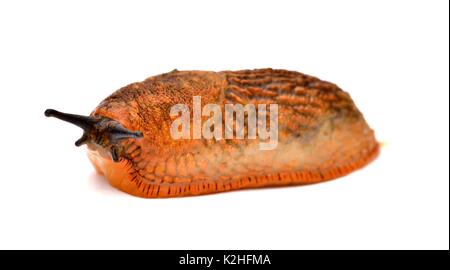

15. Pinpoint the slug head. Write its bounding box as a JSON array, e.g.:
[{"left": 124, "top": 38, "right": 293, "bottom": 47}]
[{"left": 44, "top": 109, "right": 143, "bottom": 162}]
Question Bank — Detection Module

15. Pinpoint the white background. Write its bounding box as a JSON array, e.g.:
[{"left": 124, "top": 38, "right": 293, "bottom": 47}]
[{"left": 0, "top": 0, "right": 448, "bottom": 250}]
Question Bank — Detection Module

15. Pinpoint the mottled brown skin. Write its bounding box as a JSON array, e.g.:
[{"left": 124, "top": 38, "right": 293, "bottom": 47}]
[{"left": 86, "top": 68, "right": 379, "bottom": 198}]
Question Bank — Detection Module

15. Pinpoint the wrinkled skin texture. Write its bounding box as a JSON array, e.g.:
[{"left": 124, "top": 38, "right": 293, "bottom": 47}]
[{"left": 87, "top": 69, "right": 379, "bottom": 198}]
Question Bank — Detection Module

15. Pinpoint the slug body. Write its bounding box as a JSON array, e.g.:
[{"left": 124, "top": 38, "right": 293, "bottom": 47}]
[{"left": 46, "top": 69, "right": 379, "bottom": 198}]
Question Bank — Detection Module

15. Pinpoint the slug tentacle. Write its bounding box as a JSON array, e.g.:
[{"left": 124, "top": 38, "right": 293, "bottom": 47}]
[{"left": 44, "top": 109, "right": 143, "bottom": 162}]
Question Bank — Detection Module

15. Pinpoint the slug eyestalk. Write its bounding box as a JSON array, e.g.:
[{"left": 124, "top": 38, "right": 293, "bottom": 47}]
[{"left": 44, "top": 109, "right": 143, "bottom": 162}]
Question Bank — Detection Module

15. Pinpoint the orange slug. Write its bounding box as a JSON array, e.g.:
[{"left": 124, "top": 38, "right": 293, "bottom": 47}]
[{"left": 45, "top": 68, "right": 379, "bottom": 198}]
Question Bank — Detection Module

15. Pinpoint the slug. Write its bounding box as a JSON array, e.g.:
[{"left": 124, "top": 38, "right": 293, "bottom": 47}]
[{"left": 45, "top": 68, "right": 379, "bottom": 198}]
